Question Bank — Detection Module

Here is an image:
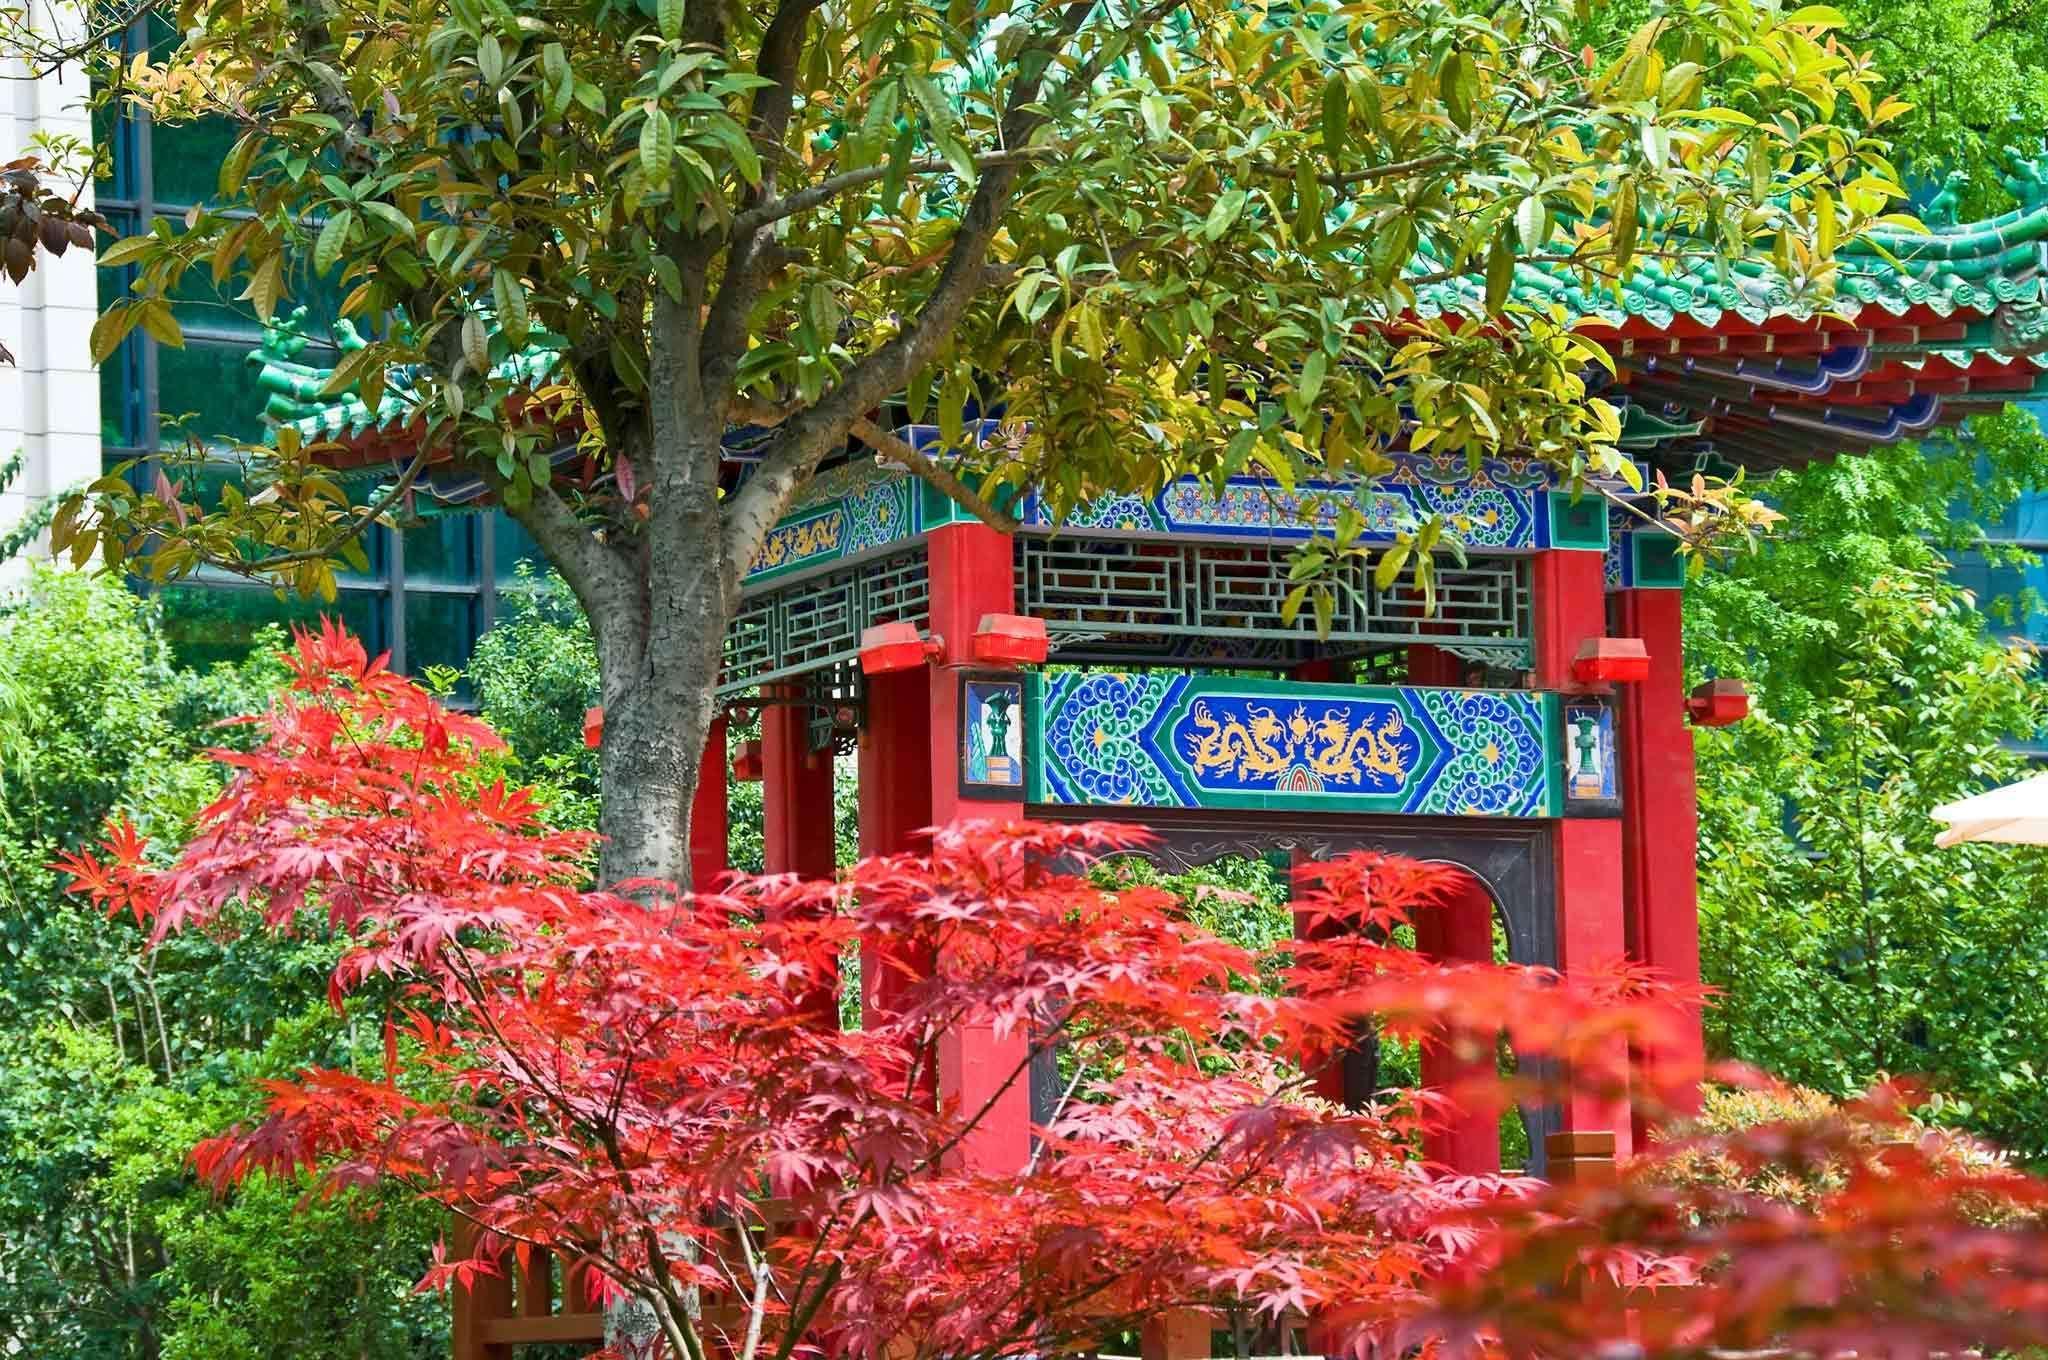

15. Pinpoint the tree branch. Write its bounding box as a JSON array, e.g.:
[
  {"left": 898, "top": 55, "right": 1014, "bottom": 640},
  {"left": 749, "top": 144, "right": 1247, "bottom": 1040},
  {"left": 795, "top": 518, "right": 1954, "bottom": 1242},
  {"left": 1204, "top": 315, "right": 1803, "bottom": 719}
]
[
  {"left": 729, "top": 148, "right": 1049, "bottom": 237},
  {"left": 720, "top": 0, "right": 1125, "bottom": 564},
  {"left": 496, "top": 469, "right": 648, "bottom": 684},
  {"left": 724, "top": 137, "right": 1434, "bottom": 242},
  {"left": 697, "top": 0, "right": 825, "bottom": 398},
  {"left": 850, "top": 416, "right": 1020, "bottom": 533}
]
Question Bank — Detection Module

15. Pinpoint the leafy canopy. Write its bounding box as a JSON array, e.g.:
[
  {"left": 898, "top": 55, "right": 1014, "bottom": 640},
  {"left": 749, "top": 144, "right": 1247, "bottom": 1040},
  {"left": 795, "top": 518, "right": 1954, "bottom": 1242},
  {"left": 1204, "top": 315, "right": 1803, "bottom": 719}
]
[{"left": 55, "top": 0, "right": 1905, "bottom": 603}]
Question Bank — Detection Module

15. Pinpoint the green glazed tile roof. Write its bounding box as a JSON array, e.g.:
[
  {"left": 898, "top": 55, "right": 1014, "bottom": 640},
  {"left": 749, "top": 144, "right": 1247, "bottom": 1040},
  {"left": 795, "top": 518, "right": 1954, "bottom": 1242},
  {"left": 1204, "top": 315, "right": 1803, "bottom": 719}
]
[{"left": 248, "top": 164, "right": 2048, "bottom": 477}]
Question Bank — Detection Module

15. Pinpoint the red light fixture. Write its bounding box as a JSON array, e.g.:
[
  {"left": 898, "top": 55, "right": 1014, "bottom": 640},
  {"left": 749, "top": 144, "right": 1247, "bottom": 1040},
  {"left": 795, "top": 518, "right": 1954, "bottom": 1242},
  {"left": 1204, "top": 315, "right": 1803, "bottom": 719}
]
[
  {"left": 582, "top": 705, "right": 604, "bottom": 749},
  {"left": 971, "top": 612, "right": 1048, "bottom": 666},
  {"left": 1571, "top": 637, "right": 1651, "bottom": 686},
  {"left": 732, "top": 738, "right": 766, "bottom": 782},
  {"left": 1687, "top": 677, "right": 1750, "bottom": 727},
  {"left": 860, "top": 621, "right": 945, "bottom": 674}
]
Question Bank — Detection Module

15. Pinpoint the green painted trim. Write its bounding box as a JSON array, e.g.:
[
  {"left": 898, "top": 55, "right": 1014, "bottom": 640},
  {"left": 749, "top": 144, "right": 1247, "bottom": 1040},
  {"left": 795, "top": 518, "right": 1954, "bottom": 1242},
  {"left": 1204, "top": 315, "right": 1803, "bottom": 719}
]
[
  {"left": 1630, "top": 531, "right": 1686, "bottom": 589},
  {"left": 1539, "top": 691, "right": 1564, "bottom": 817},
  {"left": 1546, "top": 491, "right": 1611, "bottom": 551},
  {"left": 1024, "top": 671, "right": 1048, "bottom": 803}
]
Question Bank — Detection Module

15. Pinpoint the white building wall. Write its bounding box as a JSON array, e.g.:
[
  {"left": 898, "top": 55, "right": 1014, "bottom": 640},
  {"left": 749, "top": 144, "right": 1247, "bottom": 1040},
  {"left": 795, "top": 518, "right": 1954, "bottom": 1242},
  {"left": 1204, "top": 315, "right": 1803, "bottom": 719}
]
[{"left": 1, "top": 3, "right": 101, "bottom": 585}]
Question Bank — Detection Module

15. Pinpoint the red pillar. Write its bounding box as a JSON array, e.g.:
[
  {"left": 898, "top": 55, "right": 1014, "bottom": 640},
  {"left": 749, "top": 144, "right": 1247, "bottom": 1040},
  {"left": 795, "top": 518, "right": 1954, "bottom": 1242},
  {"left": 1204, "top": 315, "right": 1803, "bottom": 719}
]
[
  {"left": 857, "top": 667, "right": 934, "bottom": 1026},
  {"left": 1615, "top": 587, "right": 1703, "bottom": 1124},
  {"left": 1532, "top": 549, "right": 1632, "bottom": 1159},
  {"left": 762, "top": 691, "right": 838, "bottom": 1028},
  {"left": 690, "top": 717, "right": 729, "bottom": 892},
  {"left": 1406, "top": 643, "right": 1464, "bottom": 687},
  {"left": 762, "top": 696, "right": 836, "bottom": 879},
  {"left": 1413, "top": 874, "right": 1501, "bottom": 1173},
  {"left": 926, "top": 520, "right": 1031, "bottom": 1173}
]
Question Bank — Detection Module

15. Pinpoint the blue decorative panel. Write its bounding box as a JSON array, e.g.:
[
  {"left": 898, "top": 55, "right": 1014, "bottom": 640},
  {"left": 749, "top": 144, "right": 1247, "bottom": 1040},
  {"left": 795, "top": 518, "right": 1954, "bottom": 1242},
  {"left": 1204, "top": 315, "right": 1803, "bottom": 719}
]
[
  {"left": 1021, "top": 454, "right": 1556, "bottom": 551},
  {"left": 745, "top": 462, "right": 917, "bottom": 583},
  {"left": 1028, "top": 672, "right": 1560, "bottom": 817},
  {"left": 744, "top": 433, "right": 1657, "bottom": 584}
]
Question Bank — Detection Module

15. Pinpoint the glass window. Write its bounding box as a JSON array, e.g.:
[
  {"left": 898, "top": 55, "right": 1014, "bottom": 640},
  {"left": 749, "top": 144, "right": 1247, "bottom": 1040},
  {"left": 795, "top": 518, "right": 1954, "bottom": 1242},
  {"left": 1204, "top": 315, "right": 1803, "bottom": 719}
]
[
  {"left": 158, "top": 583, "right": 381, "bottom": 670},
  {"left": 403, "top": 514, "right": 478, "bottom": 586},
  {"left": 156, "top": 340, "right": 271, "bottom": 446},
  {"left": 150, "top": 116, "right": 242, "bottom": 210},
  {"left": 405, "top": 593, "right": 479, "bottom": 676},
  {"left": 93, "top": 47, "right": 507, "bottom": 684},
  {"left": 493, "top": 514, "right": 545, "bottom": 583}
]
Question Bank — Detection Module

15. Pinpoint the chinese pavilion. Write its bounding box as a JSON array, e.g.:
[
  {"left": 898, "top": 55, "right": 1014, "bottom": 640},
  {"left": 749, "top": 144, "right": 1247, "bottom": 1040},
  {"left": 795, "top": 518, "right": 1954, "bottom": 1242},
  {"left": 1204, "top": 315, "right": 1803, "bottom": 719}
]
[{"left": 250, "top": 171, "right": 2048, "bottom": 1194}]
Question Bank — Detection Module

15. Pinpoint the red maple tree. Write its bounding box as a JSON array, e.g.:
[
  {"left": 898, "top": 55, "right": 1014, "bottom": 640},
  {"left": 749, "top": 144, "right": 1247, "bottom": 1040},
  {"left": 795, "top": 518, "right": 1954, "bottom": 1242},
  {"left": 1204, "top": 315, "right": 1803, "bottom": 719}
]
[{"left": 57, "top": 624, "right": 2048, "bottom": 1360}]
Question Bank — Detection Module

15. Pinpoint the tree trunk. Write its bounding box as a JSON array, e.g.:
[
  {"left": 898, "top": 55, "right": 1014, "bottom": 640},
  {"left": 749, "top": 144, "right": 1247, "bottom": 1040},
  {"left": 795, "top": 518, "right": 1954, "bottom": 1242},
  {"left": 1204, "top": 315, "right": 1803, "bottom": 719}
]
[
  {"left": 595, "top": 667, "right": 714, "bottom": 892},
  {"left": 585, "top": 415, "right": 738, "bottom": 893}
]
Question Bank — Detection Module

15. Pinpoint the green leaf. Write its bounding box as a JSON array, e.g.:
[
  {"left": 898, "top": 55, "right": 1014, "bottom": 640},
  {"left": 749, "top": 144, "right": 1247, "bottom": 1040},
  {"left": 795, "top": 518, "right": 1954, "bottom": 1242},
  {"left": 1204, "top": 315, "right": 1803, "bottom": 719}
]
[
  {"left": 1203, "top": 188, "right": 1248, "bottom": 241},
  {"left": 610, "top": 336, "right": 648, "bottom": 392},
  {"left": 1298, "top": 348, "right": 1328, "bottom": 406},
  {"left": 698, "top": 115, "right": 763, "bottom": 186},
  {"left": 651, "top": 255, "right": 683, "bottom": 304},
  {"left": 906, "top": 74, "right": 959, "bottom": 133},
  {"left": 218, "top": 131, "right": 263, "bottom": 199},
  {"left": 1140, "top": 93, "right": 1170, "bottom": 142},
  {"left": 1515, "top": 196, "right": 1549, "bottom": 254},
  {"left": 494, "top": 268, "right": 530, "bottom": 346},
  {"left": 314, "top": 208, "right": 355, "bottom": 275},
  {"left": 1442, "top": 51, "right": 1474, "bottom": 130},
  {"left": 95, "top": 236, "right": 160, "bottom": 268},
  {"left": 639, "top": 108, "right": 675, "bottom": 189},
  {"left": 1374, "top": 543, "right": 1411, "bottom": 591},
  {"left": 462, "top": 312, "right": 490, "bottom": 372},
  {"left": 241, "top": 251, "right": 290, "bottom": 321},
  {"left": 1611, "top": 179, "right": 1639, "bottom": 272},
  {"left": 362, "top": 201, "right": 415, "bottom": 240},
  {"left": 88, "top": 304, "right": 146, "bottom": 364},
  {"left": 1321, "top": 74, "right": 1347, "bottom": 164},
  {"left": 1293, "top": 158, "right": 1323, "bottom": 243},
  {"left": 1784, "top": 4, "right": 1847, "bottom": 26},
  {"left": 137, "top": 299, "right": 183, "bottom": 349},
  {"left": 1485, "top": 232, "right": 1516, "bottom": 311},
  {"left": 657, "top": 0, "right": 683, "bottom": 41}
]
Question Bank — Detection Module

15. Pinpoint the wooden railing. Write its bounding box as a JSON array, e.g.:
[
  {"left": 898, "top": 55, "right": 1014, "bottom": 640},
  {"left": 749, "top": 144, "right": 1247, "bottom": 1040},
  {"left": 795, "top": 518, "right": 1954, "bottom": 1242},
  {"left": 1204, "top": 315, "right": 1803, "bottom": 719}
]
[
  {"left": 451, "top": 1134, "right": 1618, "bottom": 1359},
  {"left": 451, "top": 1227, "right": 607, "bottom": 1359}
]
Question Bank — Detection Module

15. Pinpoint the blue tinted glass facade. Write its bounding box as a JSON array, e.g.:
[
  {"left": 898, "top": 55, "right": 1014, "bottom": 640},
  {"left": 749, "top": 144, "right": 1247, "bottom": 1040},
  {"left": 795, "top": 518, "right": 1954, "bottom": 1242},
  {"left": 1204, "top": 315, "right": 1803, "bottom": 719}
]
[
  {"left": 1951, "top": 401, "right": 2048, "bottom": 653},
  {"left": 93, "top": 32, "right": 543, "bottom": 676}
]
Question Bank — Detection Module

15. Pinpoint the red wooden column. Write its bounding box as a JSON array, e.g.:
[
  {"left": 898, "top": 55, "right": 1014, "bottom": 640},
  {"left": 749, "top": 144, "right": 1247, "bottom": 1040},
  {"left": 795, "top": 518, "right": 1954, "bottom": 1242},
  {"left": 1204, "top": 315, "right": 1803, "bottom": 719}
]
[
  {"left": 689, "top": 716, "right": 729, "bottom": 892},
  {"left": 857, "top": 666, "right": 934, "bottom": 1026},
  {"left": 1532, "top": 546, "right": 1632, "bottom": 1158},
  {"left": 1406, "top": 644, "right": 1464, "bottom": 687},
  {"left": 926, "top": 519, "right": 1032, "bottom": 1173},
  {"left": 762, "top": 694, "right": 836, "bottom": 878},
  {"left": 762, "top": 690, "right": 838, "bottom": 1028},
  {"left": 1412, "top": 874, "right": 1502, "bottom": 1173},
  {"left": 1614, "top": 586, "right": 1703, "bottom": 1122}
]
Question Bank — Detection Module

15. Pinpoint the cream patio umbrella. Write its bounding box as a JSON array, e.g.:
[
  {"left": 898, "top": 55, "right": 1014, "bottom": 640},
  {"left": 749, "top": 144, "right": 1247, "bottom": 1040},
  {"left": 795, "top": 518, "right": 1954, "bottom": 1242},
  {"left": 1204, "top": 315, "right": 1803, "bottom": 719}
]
[{"left": 1930, "top": 772, "right": 2048, "bottom": 847}]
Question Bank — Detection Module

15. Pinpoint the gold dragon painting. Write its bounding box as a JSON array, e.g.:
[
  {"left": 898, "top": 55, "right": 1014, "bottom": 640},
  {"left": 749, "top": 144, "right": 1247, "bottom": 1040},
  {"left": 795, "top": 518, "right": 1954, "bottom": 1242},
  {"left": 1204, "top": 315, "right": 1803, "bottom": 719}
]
[{"left": 1182, "top": 699, "right": 1413, "bottom": 789}]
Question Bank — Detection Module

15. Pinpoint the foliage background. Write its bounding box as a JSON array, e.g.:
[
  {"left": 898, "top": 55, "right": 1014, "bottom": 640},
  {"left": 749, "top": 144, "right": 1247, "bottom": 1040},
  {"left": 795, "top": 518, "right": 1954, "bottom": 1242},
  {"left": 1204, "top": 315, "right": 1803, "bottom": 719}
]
[
  {"left": 1689, "top": 411, "right": 2048, "bottom": 1164},
  {"left": 0, "top": 568, "right": 444, "bottom": 1360}
]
